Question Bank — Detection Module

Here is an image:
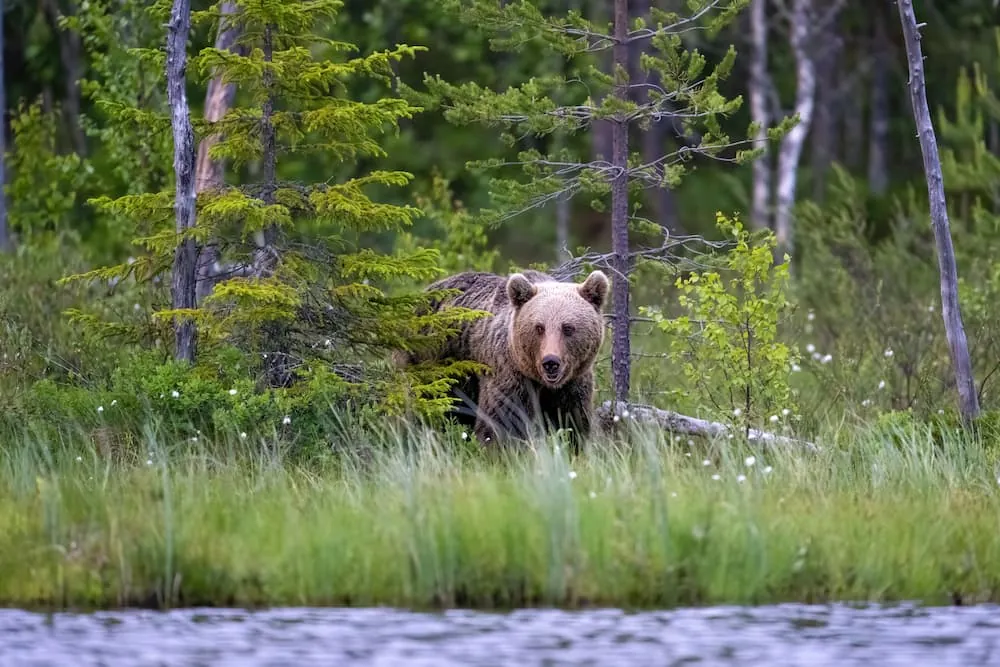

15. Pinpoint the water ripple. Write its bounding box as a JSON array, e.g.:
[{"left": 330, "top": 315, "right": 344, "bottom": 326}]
[{"left": 1, "top": 603, "right": 998, "bottom": 666}]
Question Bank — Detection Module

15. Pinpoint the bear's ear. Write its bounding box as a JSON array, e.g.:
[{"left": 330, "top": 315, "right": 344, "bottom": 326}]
[
  {"left": 506, "top": 273, "right": 537, "bottom": 308},
  {"left": 578, "top": 270, "right": 610, "bottom": 311}
]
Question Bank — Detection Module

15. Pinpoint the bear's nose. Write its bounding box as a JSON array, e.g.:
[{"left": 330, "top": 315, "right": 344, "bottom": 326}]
[{"left": 541, "top": 355, "right": 562, "bottom": 377}]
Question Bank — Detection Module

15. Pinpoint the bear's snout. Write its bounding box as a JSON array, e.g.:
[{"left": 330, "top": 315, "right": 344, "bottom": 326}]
[{"left": 541, "top": 355, "right": 562, "bottom": 380}]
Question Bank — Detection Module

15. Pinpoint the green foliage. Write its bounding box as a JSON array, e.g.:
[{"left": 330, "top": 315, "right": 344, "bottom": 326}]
[
  {"left": 791, "top": 168, "right": 952, "bottom": 423},
  {"left": 396, "top": 172, "right": 500, "bottom": 274},
  {"left": 5, "top": 100, "right": 93, "bottom": 245},
  {"left": 413, "top": 0, "right": 753, "bottom": 227},
  {"left": 58, "top": 0, "right": 484, "bottom": 423},
  {"left": 61, "top": 0, "right": 172, "bottom": 197},
  {"left": 641, "top": 212, "right": 798, "bottom": 432}
]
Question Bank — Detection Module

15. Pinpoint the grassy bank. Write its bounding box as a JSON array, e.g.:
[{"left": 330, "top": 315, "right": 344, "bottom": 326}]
[{"left": 2, "top": 419, "right": 1000, "bottom": 611}]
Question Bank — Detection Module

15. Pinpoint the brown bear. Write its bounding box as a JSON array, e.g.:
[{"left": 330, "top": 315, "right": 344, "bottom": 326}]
[{"left": 397, "top": 268, "right": 610, "bottom": 448}]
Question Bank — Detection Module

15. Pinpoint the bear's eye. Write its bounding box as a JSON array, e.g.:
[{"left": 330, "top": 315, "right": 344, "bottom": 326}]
[
  {"left": 535, "top": 324, "right": 545, "bottom": 336},
  {"left": 562, "top": 324, "right": 576, "bottom": 337}
]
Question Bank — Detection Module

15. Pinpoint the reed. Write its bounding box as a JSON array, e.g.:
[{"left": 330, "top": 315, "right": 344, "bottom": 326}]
[{"left": 1, "top": 416, "right": 999, "bottom": 611}]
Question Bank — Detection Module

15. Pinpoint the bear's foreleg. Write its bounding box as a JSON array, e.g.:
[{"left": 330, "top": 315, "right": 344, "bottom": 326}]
[{"left": 473, "top": 377, "right": 534, "bottom": 445}]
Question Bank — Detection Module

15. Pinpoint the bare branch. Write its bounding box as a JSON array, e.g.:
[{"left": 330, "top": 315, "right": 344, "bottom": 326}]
[{"left": 596, "top": 400, "right": 819, "bottom": 451}]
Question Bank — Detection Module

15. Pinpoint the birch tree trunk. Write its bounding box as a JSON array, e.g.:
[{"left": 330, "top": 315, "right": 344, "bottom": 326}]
[
  {"left": 773, "top": 0, "right": 815, "bottom": 258},
  {"left": 896, "top": 0, "right": 981, "bottom": 422},
  {"left": 610, "top": 0, "right": 631, "bottom": 403},
  {"left": 748, "top": 0, "right": 771, "bottom": 230},
  {"left": 195, "top": 0, "right": 242, "bottom": 302},
  {"left": 166, "top": 0, "right": 198, "bottom": 363}
]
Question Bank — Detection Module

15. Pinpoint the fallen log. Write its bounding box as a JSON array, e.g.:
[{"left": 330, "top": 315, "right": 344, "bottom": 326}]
[{"left": 595, "top": 400, "right": 819, "bottom": 452}]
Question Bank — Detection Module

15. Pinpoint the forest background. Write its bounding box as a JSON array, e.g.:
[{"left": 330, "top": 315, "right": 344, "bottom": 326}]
[{"left": 3, "top": 0, "right": 1000, "bottom": 459}]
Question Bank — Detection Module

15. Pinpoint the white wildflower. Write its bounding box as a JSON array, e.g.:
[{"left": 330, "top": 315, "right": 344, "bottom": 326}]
[
  {"left": 670, "top": 492, "right": 678, "bottom": 498},
  {"left": 240, "top": 432, "right": 247, "bottom": 439},
  {"left": 764, "top": 466, "right": 773, "bottom": 474},
  {"left": 807, "top": 311, "right": 815, "bottom": 322},
  {"left": 588, "top": 491, "right": 597, "bottom": 499},
  {"left": 229, "top": 388, "right": 237, "bottom": 396},
  {"left": 146, "top": 459, "right": 153, "bottom": 466},
  {"left": 171, "top": 390, "right": 180, "bottom": 399},
  {"left": 97, "top": 406, "right": 104, "bottom": 413},
  {"left": 702, "top": 459, "right": 711, "bottom": 466},
  {"left": 687, "top": 439, "right": 694, "bottom": 447},
  {"left": 613, "top": 414, "right": 620, "bottom": 422},
  {"left": 461, "top": 431, "right": 468, "bottom": 440},
  {"left": 821, "top": 354, "right": 833, "bottom": 364},
  {"left": 806, "top": 343, "right": 815, "bottom": 353},
  {"left": 568, "top": 471, "right": 577, "bottom": 480},
  {"left": 282, "top": 415, "right": 291, "bottom": 425},
  {"left": 745, "top": 456, "right": 756, "bottom": 467},
  {"left": 711, "top": 474, "right": 720, "bottom": 481},
  {"left": 884, "top": 348, "right": 894, "bottom": 358},
  {"left": 769, "top": 414, "right": 779, "bottom": 423},
  {"left": 733, "top": 407, "right": 743, "bottom": 417},
  {"left": 878, "top": 380, "right": 886, "bottom": 390},
  {"left": 75, "top": 456, "right": 82, "bottom": 462},
  {"left": 861, "top": 399, "right": 872, "bottom": 407},
  {"left": 621, "top": 409, "right": 630, "bottom": 419},
  {"left": 110, "top": 399, "right": 117, "bottom": 407},
  {"left": 736, "top": 474, "right": 747, "bottom": 483},
  {"left": 791, "top": 364, "right": 801, "bottom": 372}
]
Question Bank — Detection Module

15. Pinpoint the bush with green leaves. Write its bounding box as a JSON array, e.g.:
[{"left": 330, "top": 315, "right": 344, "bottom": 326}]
[{"left": 640, "top": 212, "right": 798, "bottom": 434}]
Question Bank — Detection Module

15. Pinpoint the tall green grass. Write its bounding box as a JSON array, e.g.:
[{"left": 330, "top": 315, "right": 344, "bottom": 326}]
[{"left": 2, "top": 416, "right": 1000, "bottom": 611}]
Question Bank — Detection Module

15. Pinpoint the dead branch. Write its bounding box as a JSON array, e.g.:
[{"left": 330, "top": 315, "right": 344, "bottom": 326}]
[{"left": 596, "top": 400, "right": 820, "bottom": 451}]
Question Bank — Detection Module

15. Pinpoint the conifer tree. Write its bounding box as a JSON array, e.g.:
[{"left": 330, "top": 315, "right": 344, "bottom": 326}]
[
  {"left": 416, "top": 0, "right": 783, "bottom": 404},
  {"left": 63, "top": 0, "right": 483, "bottom": 419}
]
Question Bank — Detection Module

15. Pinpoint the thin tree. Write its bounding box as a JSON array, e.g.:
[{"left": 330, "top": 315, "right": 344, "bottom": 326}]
[
  {"left": 166, "top": 0, "right": 198, "bottom": 363},
  {"left": 896, "top": 0, "right": 980, "bottom": 422},
  {"left": 747, "top": 0, "right": 770, "bottom": 231},
  {"left": 422, "top": 0, "right": 764, "bottom": 404},
  {"left": 195, "top": 0, "right": 243, "bottom": 303}
]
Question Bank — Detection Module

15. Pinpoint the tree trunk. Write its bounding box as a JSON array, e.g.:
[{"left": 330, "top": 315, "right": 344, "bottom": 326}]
[
  {"left": 896, "top": 0, "right": 980, "bottom": 422},
  {"left": 840, "top": 49, "right": 865, "bottom": 172},
  {"left": 610, "top": 0, "right": 631, "bottom": 403},
  {"left": 748, "top": 0, "right": 771, "bottom": 230},
  {"left": 166, "top": 0, "right": 198, "bottom": 363},
  {"left": 596, "top": 401, "right": 818, "bottom": 451},
  {"left": 254, "top": 22, "right": 278, "bottom": 276},
  {"left": 810, "top": 22, "right": 840, "bottom": 202},
  {"left": 0, "top": 0, "right": 8, "bottom": 252},
  {"left": 255, "top": 22, "right": 291, "bottom": 387},
  {"left": 40, "top": 0, "right": 86, "bottom": 156},
  {"left": 867, "top": 7, "right": 890, "bottom": 196},
  {"left": 195, "top": 0, "right": 242, "bottom": 302},
  {"left": 589, "top": 0, "right": 613, "bottom": 167},
  {"left": 774, "top": 0, "right": 815, "bottom": 259}
]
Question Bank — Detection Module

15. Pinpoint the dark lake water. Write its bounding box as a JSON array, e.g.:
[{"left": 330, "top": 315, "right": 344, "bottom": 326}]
[{"left": 2, "top": 603, "right": 998, "bottom": 666}]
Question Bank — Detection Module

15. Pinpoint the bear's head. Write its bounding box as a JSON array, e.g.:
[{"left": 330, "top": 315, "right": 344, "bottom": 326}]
[{"left": 505, "top": 270, "right": 610, "bottom": 389}]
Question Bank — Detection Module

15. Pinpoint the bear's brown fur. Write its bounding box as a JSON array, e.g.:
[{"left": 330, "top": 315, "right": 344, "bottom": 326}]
[{"left": 397, "top": 269, "right": 610, "bottom": 447}]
